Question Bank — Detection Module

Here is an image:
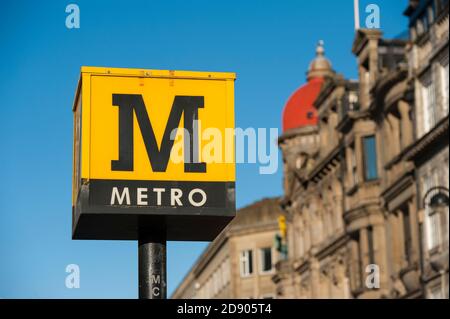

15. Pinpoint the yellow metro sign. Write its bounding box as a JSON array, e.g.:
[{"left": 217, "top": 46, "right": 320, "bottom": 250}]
[{"left": 72, "top": 66, "right": 236, "bottom": 241}]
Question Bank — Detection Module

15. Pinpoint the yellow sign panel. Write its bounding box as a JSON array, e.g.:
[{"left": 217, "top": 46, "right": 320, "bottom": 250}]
[
  {"left": 79, "top": 67, "right": 235, "bottom": 182},
  {"left": 72, "top": 66, "right": 236, "bottom": 241}
]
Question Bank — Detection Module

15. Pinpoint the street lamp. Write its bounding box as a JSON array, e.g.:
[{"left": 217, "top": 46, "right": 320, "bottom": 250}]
[
  {"left": 423, "top": 186, "right": 450, "bottom": 210},
  {"left": 422, "top": 186, "right": 449, "bottom": 299}
]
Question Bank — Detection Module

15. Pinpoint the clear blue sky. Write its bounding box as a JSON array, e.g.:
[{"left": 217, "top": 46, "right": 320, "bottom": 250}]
[{"left": 0, "top": 0, "right": 407, "bottom": 298}]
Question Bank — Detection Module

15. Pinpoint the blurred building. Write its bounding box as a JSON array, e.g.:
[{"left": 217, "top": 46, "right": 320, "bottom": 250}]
[
  {"left": 276, "top": 41, "right": 353, "bottom": 299},
  {"left": 173, "top": 0, "right": 449, "bottom": 300},
  {"left": 171, "top": 198, "right": 282, "bottom": 299},
  {"left": 275, "top": 0, "right": 448, "bottom": 299},
  {"left": 404, "top": 0, "right": 449, "bottom": 299}
]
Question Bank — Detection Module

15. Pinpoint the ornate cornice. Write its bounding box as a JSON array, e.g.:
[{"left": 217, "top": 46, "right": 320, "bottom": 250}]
[
  {"left": 370, "top": 68, "right": 409, "bottom": 114},
  {"left": 315, "top": 232, "right": 349, "bottom": 261},
  {"left": 381, "top": 172, "right": 416, "bottom": 211},
  {"left": 404, "top": 116, "right": 449, "bottom": 162},
  {"left": 352, "top": 29, "right": 383, "bottom": 56},
  {"left": 307, "top": 144, "right": 342, "bottom": 183}
]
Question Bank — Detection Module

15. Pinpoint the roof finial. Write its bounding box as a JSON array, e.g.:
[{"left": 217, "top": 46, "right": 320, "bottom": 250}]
[
  {"left": 316, "top": 40, "right": 325, "bottom": 57},
  {"left": 307, "top": 40, "right": 333, "bottom": 81}
]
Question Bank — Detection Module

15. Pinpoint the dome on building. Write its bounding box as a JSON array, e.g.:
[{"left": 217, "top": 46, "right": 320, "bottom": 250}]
[
  {"left": 282, "top": 41, "right": 334, "bottom": 132},
  {"left": 307, "top": 40, "right": 333, "bottom": 81}
]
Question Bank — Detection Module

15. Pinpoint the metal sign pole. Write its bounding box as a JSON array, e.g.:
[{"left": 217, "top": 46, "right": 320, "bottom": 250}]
[{"left": 138, "top": 231, "right": 167, "bottom": 299}]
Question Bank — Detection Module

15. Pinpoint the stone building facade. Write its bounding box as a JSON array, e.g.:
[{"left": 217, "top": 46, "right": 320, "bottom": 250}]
[
  {"left": 404, "top": 0, "right": 449, "bottom": 299},
  {"left": 173, "top": 1, "right": 448, "bottom": 300},
  {"left": 171, "top": 198, "right": 283, "bottom": 299},
  {"left": 275, "top": 0, "right": 448, "bottom": 299}
]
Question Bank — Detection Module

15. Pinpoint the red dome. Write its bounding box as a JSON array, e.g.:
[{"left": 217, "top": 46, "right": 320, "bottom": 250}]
[{"left": 282, "top": 77, "right": 324, "bottom": 132}]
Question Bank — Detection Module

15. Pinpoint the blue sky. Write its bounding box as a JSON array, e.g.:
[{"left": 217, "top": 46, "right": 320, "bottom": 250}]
[{"left": 0, "top": 0, "right": 407, "bottom": 298}]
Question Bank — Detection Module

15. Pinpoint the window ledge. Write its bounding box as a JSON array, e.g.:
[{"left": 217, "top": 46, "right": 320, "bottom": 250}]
[
  {"left": 259, "top": 270, "right": 275, "bottom": 276},
  {"left": 346, "top": 184, "right": 358, "bottom": 196}
]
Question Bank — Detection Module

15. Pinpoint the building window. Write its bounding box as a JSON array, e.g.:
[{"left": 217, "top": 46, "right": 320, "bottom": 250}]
[
  {"left": 240, "top": 250, "right": 253, "bottom": 277},
  {"left": 348, "top": 91, "right": 360, "bottom": 111},
  {"left": 259, "top": 247, "right": 273, "bottom": 274},
  {"left": 416, "top": 19, "right": 424, "bottom": 36},
  {"left": 441, "top": 63, "right": 449, "bottom": 115},
  {"left": 437, "top": 0, "right": 449, "bottom": 13},
  {"left": 428, "top": 211, "right": 441, "bottom": 251},
  {"left": 349, "top": 231, "right": 363, "bottom": 290},
  {"left": 367, "top": 226, "right": 375, "bottom": 265},
  {"left": 362, "top": 136, "right": 378, "bottom": 181},
  {"left": 423, "top": 171, "right": 443, "bottom": 251},
  {"left": 422, "top": 79, "right": 437, "bottom": 134},
  {"left": 362, "top": 69, "right": 370, "bottom": 106},
  {"left": 428, "top": 3, "right": 436, "bottom": 24},
  {"left": 421, "top": 13, "right": 429, "bottom": 33},
  {"left": 410, "top": 25, "right": 417, "bottom": 41},
  {"left": 350, "top": 144, "right": 359, "bottom": 187},
  {"left": 402, "top": 205, "right": 413, "bottom": 264}
]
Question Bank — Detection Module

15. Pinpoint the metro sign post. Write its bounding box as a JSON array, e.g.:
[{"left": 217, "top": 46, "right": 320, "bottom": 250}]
[{"left": 72, "top": 67, "right": 236, "bottom": 298}]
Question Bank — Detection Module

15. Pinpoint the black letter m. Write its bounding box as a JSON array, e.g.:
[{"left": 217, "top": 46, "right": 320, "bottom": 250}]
[{"left": 111, "top": 94, "right": 206, "bottom": 173}]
